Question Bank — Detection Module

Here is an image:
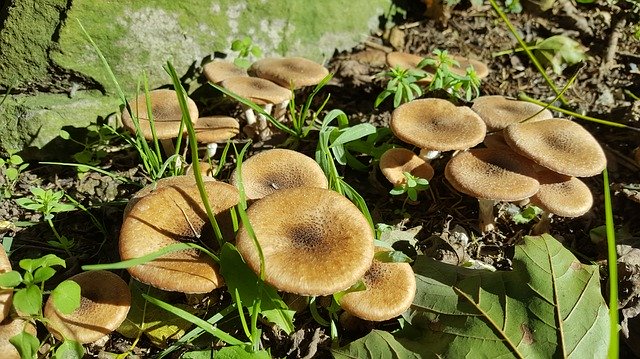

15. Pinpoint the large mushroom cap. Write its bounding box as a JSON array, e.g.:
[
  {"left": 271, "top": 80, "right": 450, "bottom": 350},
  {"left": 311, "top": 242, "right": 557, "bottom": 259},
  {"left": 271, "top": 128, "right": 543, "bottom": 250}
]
[
  {"left": 236, "top": 187, "right": 375, "bottom": 296},
  {"left": 379, "top": 148, "right": 434, "bottom": 186},
  {"left": 121, "top": 89, "right": 199, "bottom": 140},
  {"left": 231, "top": 148, "right": 328, "bottom": 201},
  {"left": 503, "top": 118, "right": 607, "bottom": 177},
  {"left": 0, "top": 316, "right": 37, "bottom": 359},
  {"left": 531, "top": 171, "right": 593, "bottom": 217},
  {"left": 194, "top": 116, "right": 240, "bottom": 144},
  {"left": 391, "top": 98, "right": 486, "bottom": 151},
  {"left": 471, "top": 95, "right": 553, "bottom": 131},
  {"left": 249, "top": 57, "right": 329, "bottom": 89},
  {"left": 203, "top": 61, "right": 247, "bottom": 84},
  {"left": 221, "top": 76, "right": 292, "bottom": 105},
  {"left": 339, "top": 247, "right": 416, "bottom": 322},
  {"left": 445, "top": 148, "right": 540, "bottom": 201},
  {"left": 0, "top": 245, "right": 12, "bottom": 322},
  {"left": 44, "top": 270, "right": 130, "bottom": 343},
  {"left": 120, "top": 181, "right": 239, "bottom": 293}
]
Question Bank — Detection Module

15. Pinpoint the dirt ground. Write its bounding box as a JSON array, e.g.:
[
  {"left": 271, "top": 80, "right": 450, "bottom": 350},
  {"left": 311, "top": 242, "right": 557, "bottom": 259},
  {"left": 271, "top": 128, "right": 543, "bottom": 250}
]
[{"left": 2, "top": 1, "right": 640, "bottom": 357}]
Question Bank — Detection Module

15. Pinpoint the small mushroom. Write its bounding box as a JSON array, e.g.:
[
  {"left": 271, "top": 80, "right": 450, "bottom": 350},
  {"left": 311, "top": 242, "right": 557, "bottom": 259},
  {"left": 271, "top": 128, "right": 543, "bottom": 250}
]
[
  {"left": 385, "top": 51, "right": 433, "bottom": 84},
  {"left": 339, "top": 247, "right": 416, "bottom": 321},
  {"left": 193, "top": 116, "right": 240, "bottom": 159},
  {"left": 0, "top": 316, "right": 37, "bottom": 359},
  {"left": 230, "top": 148, "right": 328, "bottom": 201},
  {"left": 471, "top": 95, "right": 553, "bottom": 132},
  {"left": 249, "top": 57, "right": 329, "bottom": 90},
  {"left": 203, "top": 61, "right": 248, "bottom": 84},
  {"left": 391, "top": 98, "right": 486, "bottom": 160},
  {"left": 236, "top": 187, "right": 375, "bottom": 296},
  {"left": 0, "top": 245, "right": 13, "bottom": 322},
  {"left": 44, "top": 270, "right": 131, "bottom": 343},
  {"left": 378, "top": 148, "right": 434, "bottom": 186}
]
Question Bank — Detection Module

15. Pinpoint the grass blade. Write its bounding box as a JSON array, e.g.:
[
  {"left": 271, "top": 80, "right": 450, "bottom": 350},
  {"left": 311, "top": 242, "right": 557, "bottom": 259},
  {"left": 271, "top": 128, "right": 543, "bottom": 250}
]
[{"left": 603, "top": 168, "right": 618, "bottom": 358}]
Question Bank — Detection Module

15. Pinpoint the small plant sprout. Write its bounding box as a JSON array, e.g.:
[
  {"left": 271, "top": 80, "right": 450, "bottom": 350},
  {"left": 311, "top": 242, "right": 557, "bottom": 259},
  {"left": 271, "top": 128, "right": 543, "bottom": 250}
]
[
  {"left": 389, "top": 172, "right": 430, "bottom": 201},
  {"left": 230, "top": 36, "right": 263, "bottom": 69},
  {"left": 418, "top": 49, "right": 483, "bottom": 101},
  {"left": 0, "top": 153, "right": 28, "bottom": 198},
  {"left": 375, "top": 66, "right": 426, "bottom": 108}
]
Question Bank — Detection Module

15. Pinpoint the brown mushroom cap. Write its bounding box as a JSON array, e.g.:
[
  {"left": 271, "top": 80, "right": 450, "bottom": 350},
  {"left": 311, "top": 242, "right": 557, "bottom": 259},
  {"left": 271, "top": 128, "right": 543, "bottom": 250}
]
[
  {"left": 445, "top": 148, "right": 540, "bottom": 201},
  {"left": 221, "top": 76, "right": 292, "bottom": 105},
  {"left": 230, "top": 149, "right": 328, "bottom": 201},
  {"left": 120, "top": 181, "right": 239, "bottom": 293},
  {"left": 530, "top": 171, "right": 593, "bottom": 217},
  {"left": 44, "top": 270, "right": 131, "bottom": 343},
  {"left": 503, "top": 118, "right": 607, "bottom": 177},
  {"left": 379, "top": 148, "right": 434, "bottom": 186},
  {"left": 0, "top": 316, "right": 37, "bottom": 359},
  {"left": 236, "top": 187, "right": 375, "bottom": 296},
  {"left": 450, "top": 55, "right": 489, "bottom": 79},
  {"left": 482, "top": 131, "right": 511, "bottom": 150},
  {"left": 249, "top": 57, "right": 329, "bottom": 89},
  {"left": 121, "top": 89, "right": 199, "bottom": 140},
  {"left": 391, "top": 98, "right": 487, "bottom": 151},
  {"left": 339, "top": 247, "right": 416, "bottom": 321},
  {"left": 385, "top": 52, "right": 433, "bottom": 84},
  {"left": 0, "top": 245, "right": 12, "bottom": 323},
  {"left": 203, "top": 61, "right": 248, "bottom": 84},
  {"left": 194, "top": 116, "right": 240, "bottom": 143},
  {"left": 471, "top": 95, "right": 553, "bottom": 132}
]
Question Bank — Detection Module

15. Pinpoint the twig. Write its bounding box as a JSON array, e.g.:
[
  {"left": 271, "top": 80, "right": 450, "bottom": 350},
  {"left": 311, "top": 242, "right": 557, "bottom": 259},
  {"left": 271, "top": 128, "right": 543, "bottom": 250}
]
[
  {"left": 364, "top": 39, "right": 393, "bottom": 53},
  {"left": 600, "top": 16, "right": 626, "bottom": 79}
]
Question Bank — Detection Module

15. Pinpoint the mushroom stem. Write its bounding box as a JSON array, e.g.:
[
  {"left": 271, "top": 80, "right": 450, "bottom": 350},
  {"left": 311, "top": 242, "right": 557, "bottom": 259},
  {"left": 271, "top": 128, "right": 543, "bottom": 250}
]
[
  {"left": 205, "top": 143, "right": 218, "bottom": 159},
  {"left": 242, "top": 104, "right": 257, "bottom": 125},
  {"left": 419, "top": 148, "right": 441, "bottom": 161},
  {"left": 274, "top": 99, "right": 290, "bottom": 120},
  {"left": 160, "top": 139, "right": 176, "bottom": 158},
  {"left": 532, "top": 211, "right": 553, "bottom": 235},
  {"left": 478, "top": 198, "right": 496, "bottom": 233}
]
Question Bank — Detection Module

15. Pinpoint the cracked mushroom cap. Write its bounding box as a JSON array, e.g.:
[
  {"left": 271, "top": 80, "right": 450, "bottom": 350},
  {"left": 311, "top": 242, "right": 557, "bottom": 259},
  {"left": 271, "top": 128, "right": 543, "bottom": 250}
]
[
  {"left": 0, "top": 245, "right": 12, "bottom": 322},
  {"left": 379, "top": 148, "right": 434, "bottom": 186},
  {"left": 471, "top": 95, "right": 553, "bottom": 132},
  {"left": 120, "top": 181, "right": 239, "bottom": 293},
  {"left": 221, "top": 76, "right": 292, "bottom": 105},
  {"left": 194, "top": 116, "right": 240, "bottom": 144},
  {"left": 503, "top": 118, "right": 607, "bottom": 177},
  {"left": 44, "top": 270, "right": 130, "bottom": 343},
  {"left": 0, "top": 316, "right": 37, "bottom": 359},
  {"left": 339, "top": 247, "right": 416, "bottom": 321},
  {"left": 249, "top": 57, "right": 329, "bottom": 89},
  {"left": 391, "top": 98, "right": 487, "bottom": 151},
  {"left": 530, "top": 170, "right": 593, "bottom": 217},
  {"left": 231, "top": 149, "right": 328, "bottom": 201},
  {"left": 203, "top": 61, "right": 248, "bottom": 84},
  {"left": 236, "top": 187, "right": 375, "bottom": 296},
  {"left": 445, "top": 148, "right": 540, "bottom": 201},
  {"left": 121, "top": 89, "right": 199, "bottom": 140}
]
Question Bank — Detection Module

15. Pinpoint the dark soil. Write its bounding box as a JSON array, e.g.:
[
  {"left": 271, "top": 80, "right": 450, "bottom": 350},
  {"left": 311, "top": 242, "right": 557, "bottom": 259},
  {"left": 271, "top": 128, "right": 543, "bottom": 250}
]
[{"left": 2, "top": 2, "right": 640, "bottom": 358}]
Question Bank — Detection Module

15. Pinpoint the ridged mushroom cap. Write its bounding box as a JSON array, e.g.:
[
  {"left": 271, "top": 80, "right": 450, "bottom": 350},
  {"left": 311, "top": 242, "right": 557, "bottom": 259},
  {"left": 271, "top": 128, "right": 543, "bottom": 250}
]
[
  {"left": 203, "top": 61, "right": 247, "bottom": 84},
  {"left": 504, "top": 118, "right": 607, "bottom": 177},
  {"left": 471, "top": 95, "right": 553, "bottom": 131},
  {"left": 0, "top": 316, "right": 36, "bottom": 359},
  {"left": 0, "top": 245, "right": 12, "bottom": 322},
  {"left": 231, "top": 149, "right": 328, "bottom": 201},
  {"left": 249, "top": 57, "right": 329, "bottom": 89},
  {"left": 44, "top": 271, "right": 130, "bottom": 343},
  {"left": 339, "top": 247, "right": 416, "bottom": 321},
  {"left": 121, "top": 89, "right": 199, "bottom": 140},
  {"left": 530, "top": 171, "right": 593, "bottom": 217},
  {"left": 236, "top": 187, "right": 375, "bottom": 296},
  {"left": 221, "top": 76, "right": 292, "bottom": 105},
  {"left": 391, "top": 99, "right": 486, "bottom": 151},
  {"left": 379, "top": 148, "right": 434, "bottom": 186},
  {"left": 120, "top": 181, "right": 239, "bottom": 293},
  {"left": 193, "top": 116, "right": 240, "bottom": 143},
  {"left": 445, "top": 148, "right": 540, "bottom": 201}
]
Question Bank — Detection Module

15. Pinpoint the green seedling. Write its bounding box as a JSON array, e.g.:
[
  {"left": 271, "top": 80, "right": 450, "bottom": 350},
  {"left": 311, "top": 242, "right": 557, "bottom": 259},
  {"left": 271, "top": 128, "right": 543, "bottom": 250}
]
[
  {"left": 389, "top": 172, "right": 430, "bottom": 201},
  {"left": 375, "top": 66, "right": 426, "bottom": 108},
  {"left": 510, "top": 204, "right": 543, "bottom": 224},
  {"left": 493, "top": 35, "right": 587, "bottom": 75},
  {"left": 231, "top": 36, "right": 263, "bottom": 68},
  {"left": 0, "top": 153, "right": 28, "bottom": 198},
  {"left": 60, "top": 123, "right": 121, "bottom": 174},
  {"left": 418, "top": 49, "right": 482, "bottom": 102}
]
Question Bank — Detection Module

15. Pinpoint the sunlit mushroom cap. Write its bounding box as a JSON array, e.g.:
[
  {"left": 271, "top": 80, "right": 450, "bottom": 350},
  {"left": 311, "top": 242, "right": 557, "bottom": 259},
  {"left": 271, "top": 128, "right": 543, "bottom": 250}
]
[
  {"left": 236, "top": 187, "right": 375, "bottom": 296},
  {"left": 503, "top": 118, "right": 607, "bottom": 177},
  {"left": 121, "top": 89, "right": 199, "bottom": 140},
  {"left": 249, "top": 57, "right": 329, "bottom": 89},
  {"left": 379, "top": 148, "right": 434, "bottom": 186},
  {"left": 471, "top": 95, "right": 553, "bottom": 131},
  {"left": 445, "top": 148, "right": 540, "bottom": 201},
  {"left": 530, "top": 170, "right": 593, "bottom": 217},
  {"left": 221, "top": 76, "right": 292, "bottom": 105},
  {"left": 203, "top": 61, "right": 248, "bottom": 84},
  {"left": 0, "top": 316, "right": 36, "bottom": 359},
  {"left": 120, "top": 181, "right": 239, "bottom": 293},
  {"left": 339, "top": 247, "right": 416, "bottom": 321},
  {"left": 44, "top": 270, "right": 130, "bottom": 343},
  {"left": 385, "top": 51, "right": 432, "bottom": 84},
  {"left": 230, "top": 149, "right": 328, "bottom": 201},
  {"left": 0, "top": 245, "right": 12, "bottom": 322},
  {"left": 391, "top": 98, "right": 486, "bottom": 151},
  {"left": 194, "top": 116, "right": 240, "bottom": 143}
]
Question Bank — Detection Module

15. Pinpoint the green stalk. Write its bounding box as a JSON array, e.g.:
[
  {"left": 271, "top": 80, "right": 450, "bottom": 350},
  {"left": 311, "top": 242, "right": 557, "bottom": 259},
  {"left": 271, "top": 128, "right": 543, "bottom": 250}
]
[{"left": 603, "top": 168, "right": 619, "bottom": 358}]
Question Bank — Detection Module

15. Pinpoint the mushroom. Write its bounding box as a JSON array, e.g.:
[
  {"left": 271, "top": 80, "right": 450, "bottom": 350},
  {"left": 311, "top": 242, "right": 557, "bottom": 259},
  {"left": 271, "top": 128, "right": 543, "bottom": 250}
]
[
  {"left": 503, "top": 118, "right": 607, "bottom": 177},
  {"left": 121, "top": 89, "right": 199, "bottom": 156},
  {"left": 391, "top": 98, "right": 486, "bottom": 160},
  {"left": 249, "top": 57, "right": 329, "bottom": 90},
  {"left": 235, "top": 187, "right": 375, "bottom": 296},
  {"left": 339, "top": 247, "right": 416, "bottom": 321},
  {"left": 378, "top": 147, "right": 434, "bottom": 186},
  {"left": 203, "top": 61, "right": 248, "bottom": 84},
  {"left": 0, "top": 316, "right": 37, "bottom": 359},
  {"left": 44, "top": 270, "right": 131, "bottom": 343},
  {"left": 385, "top": 51, "right": 433, "bottom": 84},
  {"left": 444, "top": 148, "right": 540, "bottom": 232},
  {"left": 0, "top": 245, "right": 12, "bottom": 322},
  {"left": 230, "top": 148, "right": 328, "bottom": 201},
  {"left": 193, "top": 115, "right": 240, "bottom": 159},
  {"left": 471, "top": 95, "right": 553, "bottom": 132},
  {"left": 482, "top": 131, "right": 511, "bottom": 150},
  {"left": 120, "top": 181, "right": 239, "bottom": 293}
]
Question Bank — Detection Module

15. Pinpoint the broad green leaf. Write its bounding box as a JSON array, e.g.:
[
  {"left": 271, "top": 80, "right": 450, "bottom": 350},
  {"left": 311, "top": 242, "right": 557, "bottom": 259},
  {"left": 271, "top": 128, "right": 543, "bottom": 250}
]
[
  {"left": 32, "top": 266, "right": 56, "bottom": 284},
  {"left": 374, "top": 250, "right": 412, "bottom": 263},
  {"left": 511, "top": 205, "right": 543, "bottom": 224},
  {"left": 216, "top": 346, "right": 270, "bottom": 359},
  {"left": 9, "top": 154, "right": 23, "bottom": 165},
  {"left": 5, "top": 167, "right": 18, "bottom": 181},
  {"left": 332, "top": 329, "right": 422, "bottom": 358},
  {"left": 19, "top": 254, "right": 66, "bottom": 271},
  {"left": 181, "top": 349, "right": 214, "bottom": 359},
  {"left": 13, "top": 286, "right": 42, "bottom": 316},
  {"left": 329, "top": 123, "right": 377, "bottom": 148},
  {"left": 51, "top": 280, "right": 81, "bottom": 315},
  {"left": 0, "top": 270, "right": 22, "bottom": 287},
  {"left": 398, "top": 234, "right": 609, "bottom": 358},
  {"left": 53, "top": 340, "right": 84, "bottom": 359},
  {"left": 10, "top": 330, "right": 39, "bottom": 359}
]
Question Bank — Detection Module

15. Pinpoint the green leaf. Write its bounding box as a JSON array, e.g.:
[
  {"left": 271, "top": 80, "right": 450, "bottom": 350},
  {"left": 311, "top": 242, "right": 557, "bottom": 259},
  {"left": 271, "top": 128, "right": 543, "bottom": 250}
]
[
  {"left": 374, "top": 250, "right": 413, "bottom": 263},
  {"left": 32, "top": 266, "right": 56, "bottom": 284},
  {"left": 330, "top": 124, "right": 377, "bottom": 148},
  {"left": 511, "top": 205, "right": 543, "bottom": 224},
  {"left": 14, "top": 286, "right": 43, "bottom": 316},
  {"left": 53, "top": 340, "right": 85, "bottom": 359},
  {"left": 58, "top": 130, "right": 71, "bottom": 140},
  {"left": 332, "top": 330, "right": 421, "bottom": 358},
  {"left": 181, "top": 350, "right": 214, "bottom": 359},
  {"left": 5, "top": 167, "right": 18, "bottom": 181},
  {"left": 389, "top": 187, "right": 406, "bottom": 196},
  {"left": 398, "top": 234, "right": 610, "bottom": 358},
  {"left": 20, "top": 254, "right": 66, "bottom": 271},
  {"left": 9, "top": 154, "right": 23, "bottom": 165},
  {"left": 0, "top": 270, "right": 22, "bottom": 287},
  {"left": 9, "top": 330, "right": 39, "bottom": 359},
  {"left": 216, "top": 346, "right": 270, "bottom": 359},
  {"left": 51, "top": 280, "right": 81, "bottom": 314}
]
